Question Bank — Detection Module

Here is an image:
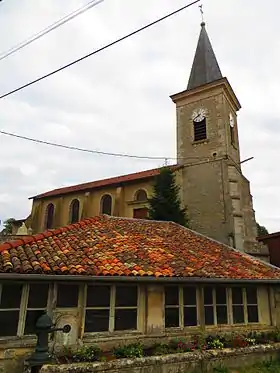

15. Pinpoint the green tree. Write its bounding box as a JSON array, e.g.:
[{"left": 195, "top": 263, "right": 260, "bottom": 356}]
[
  {"left": 256, "top": 222, "right": 269, "bottom": 237},
  {"left": 1, "top": 218, "right": 16, "bottom": 235},
  {"left": 148, "top": 167, "right": 188, "bottom": 226}
]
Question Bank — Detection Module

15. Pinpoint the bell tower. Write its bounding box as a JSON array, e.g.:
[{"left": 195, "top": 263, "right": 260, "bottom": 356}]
[{"left": 170, "top": 22, "right": 269, "bottom": 261}]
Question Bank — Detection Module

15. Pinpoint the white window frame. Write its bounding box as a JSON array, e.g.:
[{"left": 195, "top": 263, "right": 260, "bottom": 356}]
[
  {"left": 203, "top": 287, "right": 229, "bottom": 326},
  {"left": 84, "top": 284, "right": 140, "bottom": 334},
  {"left": 164, "top": 286, "right": 198, "bottom": 329},
  {"left": 246, "top": 287, "right": 259, "bottom": 323},
  {"left": 230, "top": 287, "right": 259, "bottom": 325},
  {"left": 24, "top": 283, "right": 51, "bottom": 336},
  {"left": 0, "top": 283, "right": 50, "bottom": 338}
]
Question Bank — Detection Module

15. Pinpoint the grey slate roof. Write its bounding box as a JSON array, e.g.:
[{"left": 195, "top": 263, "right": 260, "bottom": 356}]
[{"left": 187, "top": 22, "right": 223, "bottom": 90}]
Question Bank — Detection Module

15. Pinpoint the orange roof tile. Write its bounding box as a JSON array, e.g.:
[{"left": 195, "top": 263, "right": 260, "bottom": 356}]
[
  {"left": 31, "top": 165, "right": 181, "bottom": 200},
  {"left": 0, "top": 215, "right": 280, "bottom": 280}
]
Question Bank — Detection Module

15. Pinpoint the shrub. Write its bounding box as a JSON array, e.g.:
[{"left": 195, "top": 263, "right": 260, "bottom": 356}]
[
  {"left": 114, "top": 343, "right": 143, "bottom": 359},
  {"left": 232, "top": 334, "right": 249, "bottom": 348},
  {"left": 193, "top": 335, "right": 207, "bottom": 351},
  {"left": 169, "top": 338, "right": 193, "bottom": 353},
  {"left": 266, "top": 329, "right": 280, "bottom": 343},
  {"left": 206, "top": 335, "right": 225, "bottom": 350},
  {"left": 54, "top": 329, "right": 280, "bottom": 364},
  {"left": 245, "top": 337, "right": 256, "bottom": 346},
  {"left": 71, "top": 345, "right": 101, "bottom": 362},
  {"left": 151, "top": 343, "right": 170, "bottom": 356}
]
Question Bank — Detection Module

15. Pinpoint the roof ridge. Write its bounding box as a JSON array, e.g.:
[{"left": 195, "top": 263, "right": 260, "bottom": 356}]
[
  {"left": 107, "top": 215, "right": 173, "bottom": 225},
  {"left": 0, "top": 216, "right": 99, "bottom": 253},
  {"left": 30, "top": 164, "right": 181, "bottom": 200},
  {"left": 258, "top": 231, "right": 280, "bottom": 240}
]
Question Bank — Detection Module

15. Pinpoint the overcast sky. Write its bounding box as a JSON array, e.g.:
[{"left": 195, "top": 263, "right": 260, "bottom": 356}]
[{"left": 0, "top": 0, "right": 279, "bottom": 233}]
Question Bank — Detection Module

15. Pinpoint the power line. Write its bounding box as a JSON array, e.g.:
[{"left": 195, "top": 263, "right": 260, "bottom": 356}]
[
  {"left": 0, "top": 0, "right": 104, "bottom": 62},
  {"left": 0, "top": 0, "right": 200, "bottom": 100},
  {"left": 0, "top": 129, "right": 178, "bottom": 160},
  {"left": 0, "top": 129, "right": 208, "bottom": 161},
  {"left": 0, "top": 129, "right": 253, "bottom": 165}
]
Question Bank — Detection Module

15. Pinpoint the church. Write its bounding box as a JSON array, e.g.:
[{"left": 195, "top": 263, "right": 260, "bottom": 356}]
[{"left": 24, "top": 22, "right": 268, "bottom": 260}]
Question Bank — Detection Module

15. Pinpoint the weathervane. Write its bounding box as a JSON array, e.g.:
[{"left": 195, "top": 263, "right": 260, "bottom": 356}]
[{"left": 199, "top": 4, "right": 204, "bottom": 23}]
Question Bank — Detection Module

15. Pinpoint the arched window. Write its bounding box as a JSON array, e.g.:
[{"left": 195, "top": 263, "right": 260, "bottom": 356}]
[
  {"left": 45, "top": 203, "right": 54, "bottom": 229},
  {"left": 135, "top": 189, "right": 148, "bottom": 202},
  {"left": 100, "top": 194, "right": 112, "bottom": 215},
  {"left": 69, "top": 199, "right": 80, "bottom": 224}
]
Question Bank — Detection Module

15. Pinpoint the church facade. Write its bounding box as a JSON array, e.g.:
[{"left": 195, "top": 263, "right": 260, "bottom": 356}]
[{"left": 25, "top": 23, "right": 268, "bottom": 260}]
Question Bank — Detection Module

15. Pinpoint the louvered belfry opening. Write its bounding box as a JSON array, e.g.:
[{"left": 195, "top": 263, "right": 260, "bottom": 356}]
[{"left": 194, "top": 118, "right": 207, "bottom": 141}]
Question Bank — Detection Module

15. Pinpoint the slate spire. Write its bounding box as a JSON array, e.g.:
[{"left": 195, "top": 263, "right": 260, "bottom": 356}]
[{"left": 187, "top": 22, "right": 222, "bottom": 90}]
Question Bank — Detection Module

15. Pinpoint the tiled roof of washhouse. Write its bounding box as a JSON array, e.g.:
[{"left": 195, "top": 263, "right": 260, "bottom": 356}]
[{"left": 0, "top": 215, "right": 280, "bottom": 280}]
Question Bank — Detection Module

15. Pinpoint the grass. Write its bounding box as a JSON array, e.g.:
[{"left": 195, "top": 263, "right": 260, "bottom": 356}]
[
  {"left": 212, "top": 359, "right": 280, "bottom": 373},
  {"left": 240, "top": 359, "right": 280, "bottom": 373}
]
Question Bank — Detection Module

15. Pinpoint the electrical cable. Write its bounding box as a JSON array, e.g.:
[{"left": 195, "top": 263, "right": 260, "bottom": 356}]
[
  {"left": 0, "top": 129, "right": 179, "bottom": 160},
  {"left": 0, "top": 0, "right": 200, "bottom": 100},
  {"left": 0, "top": 129, "right": 252, "bottom": 164},
  {"left": 0, "top": 0, "right": 104, "bottom": 62}
]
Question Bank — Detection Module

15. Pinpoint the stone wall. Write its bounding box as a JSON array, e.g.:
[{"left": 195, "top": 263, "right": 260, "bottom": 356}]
[
  {"left": 0, "top": 347, "right": 32, "bottom": 373},
  {"left": 41, "top": 343, "right": 280, "bottom": 373},
  {"left": 29, "top": 178, "right": 157, "bottom": 233}
]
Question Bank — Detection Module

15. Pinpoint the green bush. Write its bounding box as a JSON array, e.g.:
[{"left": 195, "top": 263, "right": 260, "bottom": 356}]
[
  {"left": 151, "top": 343, "right": 170, "bottom": 356},
  {"left": 169, "top": 338, "right": 193, "bottom": 353},
  {"left": 206, "top": 335, "right": 225, "bottom": 349},
  {"left": 71, "top": 345, "right": 101, "bottom": 362},
  {"left": 54, "top": 329, "right": 280, "bottom": 364},
  {"left": 114, "top": 343, "right": 144, "bottom": 359}
]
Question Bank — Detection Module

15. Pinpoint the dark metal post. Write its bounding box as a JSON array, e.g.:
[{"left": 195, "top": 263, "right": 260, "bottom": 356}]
[{"left": 26, "top": 313, "right": 71, "bottom": 372}]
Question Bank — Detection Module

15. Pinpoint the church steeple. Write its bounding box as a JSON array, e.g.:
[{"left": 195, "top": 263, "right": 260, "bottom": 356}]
[
  {"left": 187, "top": 22, "right": 222, "bottom": 90},
  {"left": 169, "top": 19, "right": 267, "bottom": 260}
]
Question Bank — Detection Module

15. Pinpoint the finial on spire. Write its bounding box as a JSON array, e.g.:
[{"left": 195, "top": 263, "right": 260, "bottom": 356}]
[
  {"left": 199, "top": 4, "right": 205, "bottom": 26},
  {"left": 187, "top": 8, "right": 222, "bottom": 91}
]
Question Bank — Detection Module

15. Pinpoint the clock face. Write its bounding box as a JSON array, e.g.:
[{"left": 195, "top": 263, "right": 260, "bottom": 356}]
[
  {"left": 192, "top": 108, "right": 206, "bottom": 122},
  {"left": 229, "top": 113, "right": 234, "bottom": 128}
]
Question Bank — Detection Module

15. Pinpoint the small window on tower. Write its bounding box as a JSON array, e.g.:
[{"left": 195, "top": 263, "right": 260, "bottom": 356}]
[{"left": 193, "top": 118, "right": 207, "bottom": 141}]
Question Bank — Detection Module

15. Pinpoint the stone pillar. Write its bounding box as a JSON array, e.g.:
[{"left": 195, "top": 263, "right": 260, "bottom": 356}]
[
  {"left": 197, "top": 287, "right": 205, "bottom": 331},
  {"left": 146, "top": 285, "right": 164, "bottom": 335},
  {"left": 31, "top": 202, "right": 43, "bottom": 233},
  {"left": 113, "top": 187, "right": 123, "bottom": 217},
  {"left": 81, "top": 192, "right": 91, "bottom": 219},
  {"left": 54, "top": 197, "right": 64, "bottom": 228},
  {"left": 273, "top": 287, "right": 280, "bottom": 327}
]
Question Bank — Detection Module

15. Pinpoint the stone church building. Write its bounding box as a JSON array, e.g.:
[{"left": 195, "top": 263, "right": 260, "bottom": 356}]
[{"left": 23, "top": 22, "right": 268, "bottom": 260}]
